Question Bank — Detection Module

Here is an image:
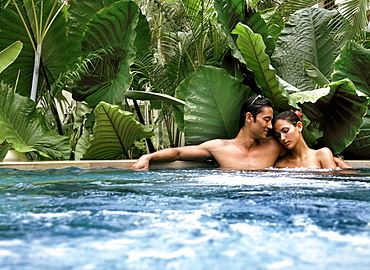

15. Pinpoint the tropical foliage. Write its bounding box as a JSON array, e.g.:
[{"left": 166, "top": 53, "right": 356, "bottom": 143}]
[{"left": 0, "top": 0, "right": 369, "bottom": 161}]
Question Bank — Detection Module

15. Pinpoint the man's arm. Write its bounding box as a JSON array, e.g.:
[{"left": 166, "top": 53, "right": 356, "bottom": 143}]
[
  {"left": 333, "top": 157, "right": 352, "bottom": 169},
  {"left": 131, "top": 144, "right": 213, "bottom": 169}
]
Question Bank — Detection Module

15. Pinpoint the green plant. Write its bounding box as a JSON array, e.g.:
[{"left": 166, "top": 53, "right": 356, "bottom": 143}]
[
  {"left": 0, "top": 0, "right": 369, "bottom": 161},
  {"left": 82, "top": 102, "right": 154, "bottom": 160}
]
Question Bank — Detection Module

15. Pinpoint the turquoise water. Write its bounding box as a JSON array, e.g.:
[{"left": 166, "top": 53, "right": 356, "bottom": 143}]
[{"left": 0, "top": 167, "right": 370, "bottom": 269}]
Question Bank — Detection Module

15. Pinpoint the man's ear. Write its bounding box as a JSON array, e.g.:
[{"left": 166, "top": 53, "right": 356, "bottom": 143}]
[{"left": 245, "top": 112, "right": 253, "bottom": 124}]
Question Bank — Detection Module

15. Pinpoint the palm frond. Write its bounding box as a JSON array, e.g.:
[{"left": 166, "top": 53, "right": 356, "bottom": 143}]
[
  {"left": 279, "top": 0, "right": 320, "bottom": 19},
  {"left": 331, "top": 0, "right": 369, "bottom": 43}
]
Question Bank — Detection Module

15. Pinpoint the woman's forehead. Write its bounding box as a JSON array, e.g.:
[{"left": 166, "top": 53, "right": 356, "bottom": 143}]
[{"left": 274, "top": 119, "right": 292, "bottom": 129}]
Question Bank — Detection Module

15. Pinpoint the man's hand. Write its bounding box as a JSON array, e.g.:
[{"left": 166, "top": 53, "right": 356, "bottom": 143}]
[{"left": 131, "top": 154, "right": 151, "bottom": 170}]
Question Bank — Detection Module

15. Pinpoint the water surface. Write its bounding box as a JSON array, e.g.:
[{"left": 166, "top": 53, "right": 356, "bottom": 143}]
[{"left": 0, "top": 167, "right": 369, "bottom": 269}]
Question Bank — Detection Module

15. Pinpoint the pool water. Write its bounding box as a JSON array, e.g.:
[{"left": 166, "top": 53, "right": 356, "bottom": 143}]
[{"left": 0, "top": 167, "right": 370, "bottom": 269}]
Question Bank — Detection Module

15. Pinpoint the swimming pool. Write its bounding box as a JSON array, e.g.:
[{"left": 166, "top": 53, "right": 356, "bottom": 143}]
[{"left": 0, "top": 167, "right": 369, "bottom": 269}]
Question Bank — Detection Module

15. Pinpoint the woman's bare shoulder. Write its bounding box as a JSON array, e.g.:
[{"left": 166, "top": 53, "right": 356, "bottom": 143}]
[{"left": 316, "top": 147, "right": 334, "bottom": 157}]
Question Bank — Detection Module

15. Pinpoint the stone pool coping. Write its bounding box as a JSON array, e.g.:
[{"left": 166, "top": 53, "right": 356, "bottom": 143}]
[{"left": 0, "top": 160, "right": 369, "bottom": 170}]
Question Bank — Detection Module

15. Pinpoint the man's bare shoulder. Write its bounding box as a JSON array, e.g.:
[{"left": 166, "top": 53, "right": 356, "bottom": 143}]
[
  {"left": 259, "top": 136, "right": 284, "bottom": 148},
  {"left": 200, "top": 139, "right": 232, "bottom": 148},
  {"left": 260, "top": 136, "right": 288, "bottom": 156}
]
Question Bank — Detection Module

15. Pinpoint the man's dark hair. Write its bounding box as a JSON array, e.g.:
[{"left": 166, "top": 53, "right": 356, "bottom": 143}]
[{"left": 239, "top": 95, "right": 273, "bottom": 129}]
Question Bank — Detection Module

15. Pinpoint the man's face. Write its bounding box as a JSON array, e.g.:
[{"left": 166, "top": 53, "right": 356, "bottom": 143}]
[{"left": 250, "top": 106, "right": 273, "bottom": 139}]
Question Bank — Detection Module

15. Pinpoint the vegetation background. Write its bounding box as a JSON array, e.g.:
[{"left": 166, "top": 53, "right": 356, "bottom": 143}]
[{"left": 0, "top": 0, "right": 369, "bottom": 161}]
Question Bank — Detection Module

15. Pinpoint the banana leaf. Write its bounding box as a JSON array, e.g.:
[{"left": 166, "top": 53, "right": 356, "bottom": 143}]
[
  {"left": 0, "top": 82, "right": 71, "bottom": 160},
  {"left": 0, "top": 41, "right": 23, "bottom": 74},
  {"left": 290, "top": 79, "right": 368, "bottom": 154},
  {"left": 271, "top": 8, "right": 345, "bottom": 92},
  {"left": 181, "top": 65, "right": 252, "bottom": 145},
  {"left": 332, "top": 43, "right": 370, "bottom": 158},
  {"left": 83, "top": 102, "right": 154, "bottom": 160},
  {"left": 232, "top": 23, "right": 297, "bottom": 111},
  {"left": 72, "top": 1, "right": 144, "bottom": 106}
]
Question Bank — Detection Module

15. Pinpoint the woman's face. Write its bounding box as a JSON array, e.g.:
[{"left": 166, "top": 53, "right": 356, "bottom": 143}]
[{"left": 274, "top": 119, "right": 301, "bottom": 149}]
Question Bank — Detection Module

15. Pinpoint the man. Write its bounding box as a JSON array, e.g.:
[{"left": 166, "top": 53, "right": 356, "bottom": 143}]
[{"left": 131, "top": 95, "right": 288, "bottom": 170}]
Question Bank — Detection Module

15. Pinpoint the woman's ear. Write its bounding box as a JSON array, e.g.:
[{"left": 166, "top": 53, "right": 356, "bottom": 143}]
[{"left": 297, "top": 121, "right": 303, "bottom": 132}]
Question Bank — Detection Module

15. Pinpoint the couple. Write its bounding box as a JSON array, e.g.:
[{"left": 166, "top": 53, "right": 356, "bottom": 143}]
[{"left": 131, "top": 95, "right": 349, "bottom": 170}]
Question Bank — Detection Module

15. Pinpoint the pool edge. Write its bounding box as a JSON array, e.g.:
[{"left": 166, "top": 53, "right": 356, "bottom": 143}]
[
  {"left": 0, "top": 160, "right": 368, "bottom": 170},
  {"left": 0, "top": 160, "right": 216, "bottom": 170}
]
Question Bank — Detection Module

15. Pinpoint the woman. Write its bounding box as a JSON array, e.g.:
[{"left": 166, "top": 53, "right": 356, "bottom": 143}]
[{"left": 273, "top": 110, "right": 337, "bottom": 169}]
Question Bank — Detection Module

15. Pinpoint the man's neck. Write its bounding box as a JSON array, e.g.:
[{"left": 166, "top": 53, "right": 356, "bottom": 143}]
[{"left": 234, "top": 129, "right": 260, "bottom": 150}]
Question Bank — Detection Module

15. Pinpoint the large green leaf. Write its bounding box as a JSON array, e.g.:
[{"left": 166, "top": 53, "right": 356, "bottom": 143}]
[
  {"left": 183, "top": 65, "right": 251, "bottom": 145},
  {"left": 303, "top": 62, "right": 330, "bottom": 87},
  {"left": 232, "top": 22, "right": 297, "bottom": 111},
  {"left": 125, "top": 90, "right": 186, "bottom": 133},
  {"left": 174, "top": 75, "right": 192, "bottom": 132},
  {"left": 247, "top": 11, "right": 275, "bottom": 56},
  {"left": 332, "top": 43, "right": 370, "bottom": 158},
  {"left": 259, "top": 7, "right": 284, "bottom": 44},
  {"left": 0, "top": 82, "right": 71, "bottom": 159},
  {"left": 125, "top": 91, "right": 185, "bottom": 106},
  {"left": 290, "top": 79, "right": 368, "bottom": 154},
  {"left": 67, "top": 0, "right": 112, "bottom": 64},
  {"left": 0, "top": 41, "right": 23, "bottom": 74},
  {"left": 72, "top": 1, "right": 142, "bottom": 106},
  {"left": 0, "top": 0, "right": 68, "bottom": 97},
  {"left": 271, "top": 8, "right": 345, "bottom": 91},
  {"left": 0, "top": 143, "right": 11, "bottom": 162},
  {"left": 83, "top": 102, "right": 154, "bottom": 160},
  {"left": 332, "top": 43, "right": 370, "bottom": 96},
  {"left": 343, "top": 110, "right": 370, "bottom": 159},
  {"left": 214, "top": 0, "right": 246, "bottom": 65}
]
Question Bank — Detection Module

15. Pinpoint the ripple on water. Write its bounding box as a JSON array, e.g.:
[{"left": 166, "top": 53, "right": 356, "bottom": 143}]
[{"left": 0, "top": 168, "right": 369, "bottom": 269}]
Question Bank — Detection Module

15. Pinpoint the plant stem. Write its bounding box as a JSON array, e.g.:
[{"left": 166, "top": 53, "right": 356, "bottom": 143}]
[
  {"left": 30, "top": 43, "right": 42, "bottom": 101},
  {"left": 132, "top": 99, "right": 156, "bottom": 153}
]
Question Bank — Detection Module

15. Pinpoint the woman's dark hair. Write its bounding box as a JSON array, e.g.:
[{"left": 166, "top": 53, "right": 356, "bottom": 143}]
[
  {"left": 273, "top": 111, "right": 302, "bottom": 127},
  {"left": 239, "top": 95, "right": 273, "bottom": 129}
]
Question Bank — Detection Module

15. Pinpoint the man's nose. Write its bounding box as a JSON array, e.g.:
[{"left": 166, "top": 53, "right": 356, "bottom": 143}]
[{"left": 267, "top": 121, "right": 272, "bottom": 129}]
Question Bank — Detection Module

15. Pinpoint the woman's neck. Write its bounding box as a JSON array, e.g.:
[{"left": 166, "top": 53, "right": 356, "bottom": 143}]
[{"left": 290, "top": 138, "right": 313, "bottom": 159}]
